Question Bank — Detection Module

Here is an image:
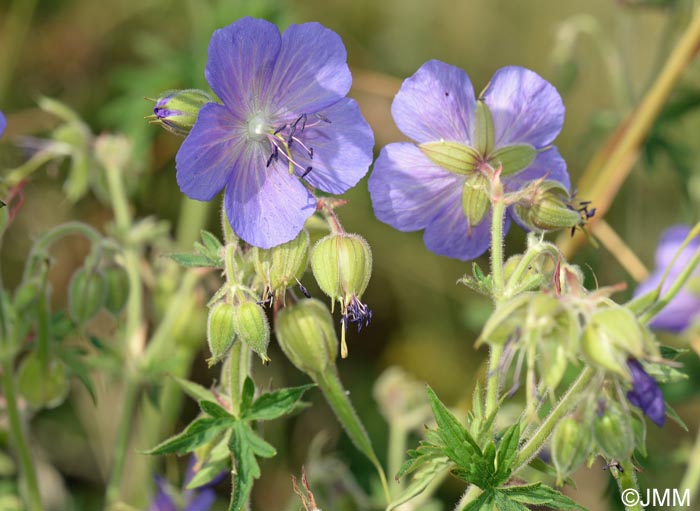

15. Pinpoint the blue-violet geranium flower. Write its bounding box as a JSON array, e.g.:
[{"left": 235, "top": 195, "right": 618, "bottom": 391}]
[
  {"left": 626, "top": 359, "right": 665, "bottom": 427},
  {"left": 634, "top": 225, "right": 700, "bottom": 332},
  {"left": 176, "top": 17, "right": 374, "bottom": 248},
  {"left": 0, "top": 111, "right": 6, "bottom": 138},
  {"left": 149, "top": 456, "right": 226, "bottom": 511},
  {"left": 368, "top": 61, "right": 570, "bottom": 260}
]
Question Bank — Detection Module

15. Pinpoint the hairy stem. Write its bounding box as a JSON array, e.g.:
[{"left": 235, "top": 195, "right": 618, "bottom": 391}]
[
  {"left": 105, "top": 376, "right": 140, "bottom": 505},
  {"left": 1, "top": 356, "right": 43, "bottom": 511},
  {"left": 616, "top": 460, "right": 643, "bottom": 511},
  {"left": 315, "top": 368, "right": 391, "bottom": 504},
  {"left": 676, "top": 424, "right": 700, "bottom": 510}
]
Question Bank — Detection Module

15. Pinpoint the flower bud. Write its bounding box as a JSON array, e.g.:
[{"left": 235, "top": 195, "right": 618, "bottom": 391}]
[
  {"left": 513, "top": 181, "right": 582, "bottom": 233},
  {"left": 103, "top": 266, "right": 130, "bottom": 315},
  {"left": 593, "top": 401, "right": 634, "bottom": 460},
  {"left": 207, "top": 302, "right": 237, "bottom": 365},
  {"left": 232, "top": 301, "right": 270, "bottom": 364},
  {"left": 17, "top": 353, "right": 69, "bottom": 409},
  {"left": 462, "top": 173, "right": 490, "bottom": 228},
  {"left": 552, "top": 416, "right": 593, "bottom": 485},
  {"left": 253, "top": 230, "right": 309, "bottom": 297},
  {"left": 582, "top": 306, "right": 644, "bottom": 377},
  {"left": 311, "top": 233, "right": 372, "bottom": 358},
  {"left": 14, "top": 278, "right": 42, "bottom": 313},
  {"left": 68, "top": 268, "right": 106, "bottom": 324},
  {"left": 275, "top": 298, "right": 338, "bottom": 376},
  {"left": 148, "top": 89, "right": 212, "bottom": 136}
]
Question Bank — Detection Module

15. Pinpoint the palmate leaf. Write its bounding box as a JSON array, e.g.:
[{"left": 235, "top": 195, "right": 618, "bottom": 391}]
[
  {"left": 171, "top": 376, "right": 218, "bottom": 404},
  {"left": 499, "top": 483, "right": 587, "bottom": 510},
  {"left": 243, "top": 383, "right": 315, "bottom": 421},
  {"left": 144, "top": 417, "right": 233, "bottom": 455},
  {"left": 493, "top": 423, "right": 521, "bottom": 485},
  {"left": 388, "top": 457, "right": 452, "bottom": 511},
  {"left": 228, "top": 421, "right": 275, "bottom": 511}
]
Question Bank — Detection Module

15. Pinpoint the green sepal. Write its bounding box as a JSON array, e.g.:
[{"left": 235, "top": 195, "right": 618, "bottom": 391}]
[
  {"left": 473, "top": 100, "right": 495, "bottom": 155},
  {"left": 419, "top": 140, "right": 479, "bottom": 175},
  {"left": 488, "top": 144, "right": 537, "bottom": 176}
]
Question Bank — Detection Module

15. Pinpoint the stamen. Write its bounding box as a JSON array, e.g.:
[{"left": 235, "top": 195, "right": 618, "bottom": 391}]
[
  {"left": 301, "top": 167, "right": 313, "bottom": 178},
  {"left": 315, "top": 113, "right": 332, "bottom": 123},
  {"left": 290, "top": 135, "right": 314, "bottom": 159},
  {"left": 273, "top": 124, "right": 286, "bottom": 135},
  {"left": 266, "top": 145, "right": 279, "bottom": 167}
]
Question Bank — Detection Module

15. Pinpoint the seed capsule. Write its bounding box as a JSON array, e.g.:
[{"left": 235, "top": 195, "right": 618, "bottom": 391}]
[
  {"left": 149, "top": 89, "right": 212, "bottom": 136},
  {"left": 68, "top": 268, "right": 106, "bottom": 324},
  {"left": 253, "top": 230, "right": 309, "bottom": 298}
]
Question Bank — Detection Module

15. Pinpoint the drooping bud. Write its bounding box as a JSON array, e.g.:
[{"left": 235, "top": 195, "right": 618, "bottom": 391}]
[
  {"left": 148, "top": 89, "right": 212, "bottom": 136},
  {"left": 513, "top": 180, "right": 582, "bottom": 233},
  {"left": 488, "top": 144, "right": 537, "bottom": 177},
  {"left": 17, "top": 353, "right": 69, "bottom": 408},
  {"left": 207, "top": 302, "right": 237, "bottom": 365},
  {"left": 582, "top": 306, "right": 644, "bottom": 378},
  {"left": 14, "top": 278, "right": 42, "bottom": 314},
  {"left": 419, "top": 140, "right": 479, "bottom": 175},
  {"left": 68, "top": 268, "right": 106, "bottom": 324},
  {"left": 311, "top": 233, "right": 372, "bottom": 358},
  {"left": 253, "top": 230, "right": 310, "bottom": 297},
  {"left": 551, "top": 415, "right": 593, "bottom": 485},
  {"left": 275, "top": 298, "right": 338, "bottom": 376},
  {"left": 103, "top": 266, "right": 130, "bottom": 315},
  {"left": 232, "top": 301, "right": 270, "bottom": 364},
  {"left": 593, "top": 400, "right": 635, "bottom": 460},
  {"left": 462, "top": 172, "right": 491, "bottom": 228}
]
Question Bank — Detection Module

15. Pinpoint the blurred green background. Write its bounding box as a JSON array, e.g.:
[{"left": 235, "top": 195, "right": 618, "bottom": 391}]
[{"left": 1, "top": 0, "right": 700, "bottom": 509}]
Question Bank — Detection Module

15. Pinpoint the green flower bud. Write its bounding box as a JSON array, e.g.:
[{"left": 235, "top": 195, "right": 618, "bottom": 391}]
[
  {"left": 419, "top": 140, "right": 479, "bottom": 175},
  {"left": 488, "top": 144, "right": 537, "bottom": 176},
  {"left": 275, "top": 298, "right": 338, "bottom": 376},
  {"left": 593, "top": 401, "right": 635, "bottom": 460},
  {"left": 514, "top": 181, "right": 583, "bottom": 233},
  {"left": 17, "top": 353, "right": 69, "bottom": 409},
  {"left": 462, "top": 173, "right": 491, "bottom": 229},
  {"left": 582, "top": 306, "right": 644, "bottom": 377},
  {"left": 552, "top": 416, "right": 593, "bottom": 485},
  {"left": 103, "top": 266, "right": 129, "bottom": 315},
  {"left": 207, "top": 302, "right": 237, "bottom": 365},
  {"left": 311, "top": 233, "right": 372, "bottom": 358},
  {"left": 253, "top": 230, "right": 309, "bottom": 297},
  {"left": 14, "top": 278, "right": 42, "bottom": 313},
  {"left": 148, "top": 89, "right": 212, "bottom": 136},
  {"left": 68, "top": 267, "right": 106, "bottom": 324},
  {"left": 232, "top": 301, "right": 270, "bottom": 364}
]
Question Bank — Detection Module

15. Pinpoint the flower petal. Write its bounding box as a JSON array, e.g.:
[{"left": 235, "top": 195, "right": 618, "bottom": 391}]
[
  {"left": 424, "top": 199, "right": 509, "bottom": 261},
  {"left": 176, "top": 103, "right": 246, "bottom": 201},
  {"left": 626, "top": 359, "right": 665, "bottom": 427},
  {"left": 482, "top": 66, "right": 564, "bottom": 148},
  {"left": 654, "top": 225, "right": 700, "bottom": 269},
  {"left": 392, "top": 59, "right": 476, "bottom": 144},
  {"left": 185, "top": 488, "right": 217, "bottom": 511},
  {"left": 224, "top": 157, "right": 315, "bottom": 249},
  {"left": 637, "top": 269, "right": 700, "bottom": 332},
  {"left": 369, "top": 142, "right": 463, "bottom": 232},
  {"left": 205, "top": 17, "right": 281, "bottom": 115},
  {"left": 268, "top": 22, "right": 351, "bottom": 117},
  {"left": 0, "top": 111, "right": 6, "bottom": 138},
  {"left": 149, "top": 477, "right": 178, "bottom": 511},
  {"left": 290, "top": 98, "right": 374, "bottom": 194}
]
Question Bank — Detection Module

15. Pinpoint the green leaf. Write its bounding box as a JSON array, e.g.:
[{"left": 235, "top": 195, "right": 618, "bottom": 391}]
[
  {"left": 659, "top": 345, "right": 688, "bottom": 360},
  {"left": 494, "top": 423, "right": 520, "bottom": 485},
  {"left": 200, "top": 230, "right": 222, "bottom": 252},
  {"left": 171, "top": 376, "right": 217, "bottom": 404},
  {"left": 144, "top": 417, "right": 231, "bottom": 455},
  {"left": 244, "top": 384, "right": 315, "bottom": 422},
  {"left": 463, "top": 489, "right": 496, "bottom": 511},
  {"left": 527, "top": 457, "right": 576, "bottom": 487},
  {"left": 199, "top": 400, "right": 234, "bottom": 420},
  {"left": 186, "top": 435, "right": 230, "bottom": 490},
  {"left": 643, "top": 362, "right": 688, "bottom": 384},
  {"left": 665, "top": 403, "right": 689, "bottom": 431},
  {"left": 426, "top": 386, "right": 481, "bottom": 456},
  {"left": 228, "top": 421, "right": 261, "bottom": 511},
  {"left": 500, "top": 483, "right": 587, "bottom": 510},
  {"left": 387, "top": 458, "right": 451, "bottom": 511},
  {"left": 245, "top": 427, "right": 276, "bottom": 458},
  {"left": 59, "top": 348, "right": 97, "bottom": 404},
  {"left": 240, "top": 377, "right": 255, "bottom": 416}
]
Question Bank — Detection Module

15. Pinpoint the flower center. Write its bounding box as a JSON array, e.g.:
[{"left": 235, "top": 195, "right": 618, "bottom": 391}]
[{"left": 247, "top": 114, "right": 269, "bottom": 141}]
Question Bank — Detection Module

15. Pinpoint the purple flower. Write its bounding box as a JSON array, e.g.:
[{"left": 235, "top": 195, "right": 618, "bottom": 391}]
[
  {"left": 176, "top": 17, "right": 374, "bottom": 248},
  {"left": 0, "top": 111, "right": 6, "bottom": 138},
  {"left": 634, "top": 225, "right": 700, "bottom": 332},
  {"left": 368, "top": 61, "right": 570, "bottom": 260},
  {"left": 626, "top": 359, "right": 665, "bottom": 427},
  {"left": 149, "top": 457, "right": 225, "bottom": 511}
]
